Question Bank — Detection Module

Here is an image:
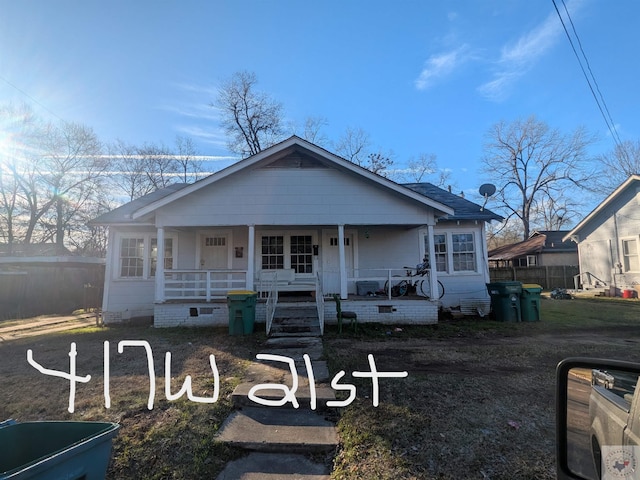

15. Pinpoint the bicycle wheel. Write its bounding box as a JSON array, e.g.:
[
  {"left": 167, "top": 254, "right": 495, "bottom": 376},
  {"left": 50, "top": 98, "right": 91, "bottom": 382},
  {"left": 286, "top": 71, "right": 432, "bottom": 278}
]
[
  {"left": 418, "top": 278, "right": 445, "bottom": 299},
  {"left": 384, "top": 277, "right": 409, "bottom": 297}
]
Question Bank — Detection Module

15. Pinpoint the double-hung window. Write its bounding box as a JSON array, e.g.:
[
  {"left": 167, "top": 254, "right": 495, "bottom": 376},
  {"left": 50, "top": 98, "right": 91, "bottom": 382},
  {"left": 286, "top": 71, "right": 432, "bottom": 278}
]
[
  {"left": 425, "top": 232, "right": 477, "bottom": 273},
  {"left": 150, "top": 238, "right": 174, "bottom": 276},
  {"left": 120, "top": 238, "right": 144, "bottom": 277},
  {"left": 452, "top": 233, "right": 476, "bottom": 272},
  {"left": 622, "top": 238, "right": 639, "bottom": 272},
  {"left": 118, "top": 235, "right": 174, "bottom": 279}
]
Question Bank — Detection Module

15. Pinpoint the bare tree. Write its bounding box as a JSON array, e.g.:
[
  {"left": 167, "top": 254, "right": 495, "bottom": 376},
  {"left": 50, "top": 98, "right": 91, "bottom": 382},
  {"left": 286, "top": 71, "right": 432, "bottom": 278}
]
[
  {"left": 530, "top": 191, "right": 582, "bottom": 231},
  {"left": 30, "top": 121, "right": 105, "bottom": 252},
  {"left": 334, "top": 127, "right": 370, "bottom": 165},
  {"left": 174, "top": 135, "right": 202, "bottom": 183},
  {"left": 364, "top": 151, "right": 394, "bottom": 177},
  {"left": 107, "top": 139, "right": 151, "bottom": 202},
  {"left": 138, "top": 142, "right": 178, "bottom": 191},
  {"left": 215, "top": 71, "right": 284, "bottom": 157},
  {"left": 0, "top": 103, "right": 39, "bottom": 252},
  {"left": 482, "top": 115, "right": 594, "bottom": 239},
  {"left": 594, "top": 139, "right": 640, "bottom": 193}
]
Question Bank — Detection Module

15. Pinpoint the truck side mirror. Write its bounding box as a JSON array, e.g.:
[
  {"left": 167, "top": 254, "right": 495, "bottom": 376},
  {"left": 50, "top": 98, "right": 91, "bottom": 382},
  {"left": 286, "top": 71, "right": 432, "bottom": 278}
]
[{"left": 557, "top": 358, "right": 640, "bottom": 480}]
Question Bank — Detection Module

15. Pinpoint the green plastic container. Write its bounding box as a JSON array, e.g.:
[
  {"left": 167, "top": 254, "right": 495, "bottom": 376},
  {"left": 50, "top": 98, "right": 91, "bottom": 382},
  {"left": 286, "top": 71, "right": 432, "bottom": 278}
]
[
  {"left": 0, "top": 421, "right": 119, "bottom": 479},
  {"left": 486, "top": 282, "right": 522, "bottom": 322},
  {"left": 227, "top": 290, "right": 257, "bottom": 335},
  {"left": 520, "top": 284, "right": 542, "bottom": 321}
]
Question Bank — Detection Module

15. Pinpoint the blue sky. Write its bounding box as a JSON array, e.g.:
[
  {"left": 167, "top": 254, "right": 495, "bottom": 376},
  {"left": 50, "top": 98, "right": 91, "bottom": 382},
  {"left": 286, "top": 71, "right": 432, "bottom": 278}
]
[{"left": 1, "top": 0, "right": 638, "bottom": 206}]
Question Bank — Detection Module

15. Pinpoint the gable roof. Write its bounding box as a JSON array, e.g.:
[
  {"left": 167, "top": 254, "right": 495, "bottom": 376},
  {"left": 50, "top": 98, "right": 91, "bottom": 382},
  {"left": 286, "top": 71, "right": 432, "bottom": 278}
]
[
  {"left": 94, "top": 136, "right": 467, "bottom": 225},
  {"left": 403, "top": 183, "right": 503, "bottom": 223},
  {"left": 130, "top": 136, "right": 455, "bottom": 220},
  {"left": 564, "top": 175, "right": 640, "bottom": 242},
  {"left": 488, "top": 230, "right": 576, "bottom": 261}
]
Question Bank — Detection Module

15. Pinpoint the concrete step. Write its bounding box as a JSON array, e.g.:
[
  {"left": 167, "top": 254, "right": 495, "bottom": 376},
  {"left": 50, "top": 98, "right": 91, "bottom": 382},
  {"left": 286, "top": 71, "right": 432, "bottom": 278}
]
[
  {"left": 215, "top": 407, "right": 339, "bottom": 453},
  {"left": 270, "top": 321, "right": 321, "bottom": 337},
  {"left": 216, "top": 452, "right": 330, "bottom": 479}
]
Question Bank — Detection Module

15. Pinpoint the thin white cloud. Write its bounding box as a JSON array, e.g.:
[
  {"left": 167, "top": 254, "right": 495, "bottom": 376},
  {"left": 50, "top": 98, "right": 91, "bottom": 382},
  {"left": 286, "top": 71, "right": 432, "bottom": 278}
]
[
  {"left": 415, "top": 45, "right": 471, "bottom": 90},
  {"left": 478, "top": 0, "right": 585, "bottom": 101}
]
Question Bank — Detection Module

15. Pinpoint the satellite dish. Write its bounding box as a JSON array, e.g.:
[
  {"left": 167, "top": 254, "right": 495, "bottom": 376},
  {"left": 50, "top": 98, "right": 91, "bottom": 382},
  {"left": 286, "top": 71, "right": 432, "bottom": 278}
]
[
  {"left": 478, "top": 183, "right": 496, "bottom": 211},
  {"left": 479, "top": 183, "right": 496, "bottom": 197}
]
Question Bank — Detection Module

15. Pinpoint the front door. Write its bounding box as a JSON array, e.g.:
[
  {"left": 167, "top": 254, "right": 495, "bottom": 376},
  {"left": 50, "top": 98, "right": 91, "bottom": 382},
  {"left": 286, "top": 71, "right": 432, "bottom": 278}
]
[
  {"left": 199, "top": 233, "right": 230, "bottom": 292},
  {"left": 322, "top": 231, "right": 354, "bottom": 295}
]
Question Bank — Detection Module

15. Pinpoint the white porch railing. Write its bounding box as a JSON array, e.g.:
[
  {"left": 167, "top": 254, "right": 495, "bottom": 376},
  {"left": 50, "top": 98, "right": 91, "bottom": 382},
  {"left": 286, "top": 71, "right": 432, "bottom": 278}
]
[{"left": 163, "top": 269, "right": 248, "bottom": 301}]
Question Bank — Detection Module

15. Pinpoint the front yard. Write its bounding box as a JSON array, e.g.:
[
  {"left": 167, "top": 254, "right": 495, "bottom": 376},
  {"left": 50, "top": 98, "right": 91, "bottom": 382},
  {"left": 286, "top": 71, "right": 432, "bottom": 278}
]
[{"left": 2, "top": 296, "right": 640, "bottom": 478}]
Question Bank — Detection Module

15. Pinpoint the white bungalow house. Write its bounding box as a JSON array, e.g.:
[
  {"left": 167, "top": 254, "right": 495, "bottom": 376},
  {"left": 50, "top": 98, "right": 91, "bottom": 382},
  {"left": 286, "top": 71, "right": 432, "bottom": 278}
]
[
  {"left": 564, "top": 175, "right": 640, "bottom": 294},
  {"left": 91, "top": 136, "right": 502, "bottom": 330}
]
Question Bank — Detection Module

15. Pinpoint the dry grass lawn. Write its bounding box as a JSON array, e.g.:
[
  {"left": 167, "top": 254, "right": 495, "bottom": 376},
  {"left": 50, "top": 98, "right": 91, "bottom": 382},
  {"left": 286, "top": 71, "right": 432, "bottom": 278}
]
[{"left": 2, "top": 295, "right": 640, "bottom": 479}]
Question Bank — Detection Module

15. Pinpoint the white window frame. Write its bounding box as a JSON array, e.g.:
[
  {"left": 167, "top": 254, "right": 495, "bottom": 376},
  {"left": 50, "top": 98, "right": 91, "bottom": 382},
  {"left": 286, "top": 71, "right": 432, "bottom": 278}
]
[
  {"left": 622, "top": 237, "right": 640, "bottom": 272},
  {"left": 257, "top": 230, "right": 317, "bottom": 277},
  {"left": 425, "top": 230, "right": 479, "bottom": 275},
  {"left": 115, "top": 232, "right": 177, "bottom": 280}
]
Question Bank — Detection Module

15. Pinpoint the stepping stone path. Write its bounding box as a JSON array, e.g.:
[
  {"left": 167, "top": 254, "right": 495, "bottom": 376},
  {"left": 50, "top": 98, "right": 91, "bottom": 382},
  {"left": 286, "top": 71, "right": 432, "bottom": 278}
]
[{"left": 215, "top": 335, "right": 339, "bottom": 479}]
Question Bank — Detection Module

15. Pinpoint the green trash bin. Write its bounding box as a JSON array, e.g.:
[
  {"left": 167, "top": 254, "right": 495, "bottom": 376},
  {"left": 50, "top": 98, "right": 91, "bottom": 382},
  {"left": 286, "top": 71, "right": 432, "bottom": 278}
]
[
  {"left": 521, "top": 284, "right": 542, "bottom": 321},
  {"left": 0, "top": 420, "right": 119, "bottom": 480},
  {"left": 227, "top": 290, "right": 257, "bottom": 335},
  {"left": 486, "top": 281, "right": 522, "bottom": 322}
]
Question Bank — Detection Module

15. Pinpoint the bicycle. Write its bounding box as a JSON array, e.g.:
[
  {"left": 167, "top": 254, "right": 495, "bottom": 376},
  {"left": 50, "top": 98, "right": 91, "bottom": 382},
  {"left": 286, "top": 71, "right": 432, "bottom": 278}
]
[{"left": 383, "top": 261, "right": 445, "bottom": 299}]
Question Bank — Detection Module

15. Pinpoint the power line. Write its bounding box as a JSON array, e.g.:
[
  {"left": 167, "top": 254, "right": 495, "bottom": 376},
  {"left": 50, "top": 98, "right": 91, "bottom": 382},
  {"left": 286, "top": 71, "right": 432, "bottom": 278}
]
[
  {"left": 552, "top": 0, "right": 628, "bottom": 158},
  {"left": 0, "top": 74, "right": 65, "bottom": 123}
]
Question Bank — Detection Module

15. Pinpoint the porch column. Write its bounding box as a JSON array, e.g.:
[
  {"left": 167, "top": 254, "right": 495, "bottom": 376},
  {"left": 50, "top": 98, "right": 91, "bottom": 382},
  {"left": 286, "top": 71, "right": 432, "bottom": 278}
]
[
  {"left": 426, "top": 224, "right": 438, "bottom": 300},
  {"left": 247, "top": 225, "right": 255, "bottom": 291},
  {"left": 338, "top": 225, "right": 348, "bottom": 299},
  {"left": 155, "top": 226, "right": 165, "bottom": 303}
]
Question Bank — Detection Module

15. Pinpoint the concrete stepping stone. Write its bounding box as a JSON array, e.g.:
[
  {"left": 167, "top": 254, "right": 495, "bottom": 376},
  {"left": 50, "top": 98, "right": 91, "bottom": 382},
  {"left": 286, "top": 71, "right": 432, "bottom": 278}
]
[
  {"left": 215, "top": 407, "right": 338, "bottom": 453},
  {"left": 216, "top": 452, "right": 330, "bottom": 479}
]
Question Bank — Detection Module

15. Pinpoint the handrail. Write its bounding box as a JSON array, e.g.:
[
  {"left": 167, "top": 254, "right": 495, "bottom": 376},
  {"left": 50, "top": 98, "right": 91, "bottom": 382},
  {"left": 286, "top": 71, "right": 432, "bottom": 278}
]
[
  {"left": 265, "top": 275, "right": 278, "bottom": 335},
  {"left": 574, "top": 271, "right": 608, "bottom": 289},
  {"left": 315, "top": 271, "right": 324, "bottom": 335}
]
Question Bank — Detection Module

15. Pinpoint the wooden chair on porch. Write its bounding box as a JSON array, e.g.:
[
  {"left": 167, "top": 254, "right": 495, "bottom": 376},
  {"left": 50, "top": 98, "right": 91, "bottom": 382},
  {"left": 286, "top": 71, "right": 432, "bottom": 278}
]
[{"left": 333, "top": 294, "right": 358, "bottom": 333}]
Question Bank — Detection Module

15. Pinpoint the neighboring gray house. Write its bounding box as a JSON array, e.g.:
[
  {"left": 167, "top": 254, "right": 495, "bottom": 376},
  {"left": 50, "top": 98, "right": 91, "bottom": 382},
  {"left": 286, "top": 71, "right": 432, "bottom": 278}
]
[
  {"left": 91, "top": 136, "right": 502, "bottom": 329},
  {"left": 564, "top": 175, "right": 640, "bottom": 292},
  {"left": 488, "top": 231, "right": 578, "bottom": 268}
]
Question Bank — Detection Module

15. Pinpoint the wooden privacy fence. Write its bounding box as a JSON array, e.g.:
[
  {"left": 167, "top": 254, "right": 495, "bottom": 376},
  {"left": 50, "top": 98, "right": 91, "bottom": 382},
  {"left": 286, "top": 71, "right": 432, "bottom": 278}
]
[{"left": 489, "top": 265, "right": 579, "bottom": 290}]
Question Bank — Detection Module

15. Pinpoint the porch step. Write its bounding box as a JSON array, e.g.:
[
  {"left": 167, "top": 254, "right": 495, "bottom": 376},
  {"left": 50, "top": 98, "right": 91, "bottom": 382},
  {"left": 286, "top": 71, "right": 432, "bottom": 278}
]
[{"left": 270, "top": 305, "right": 321, "bottom": 337}]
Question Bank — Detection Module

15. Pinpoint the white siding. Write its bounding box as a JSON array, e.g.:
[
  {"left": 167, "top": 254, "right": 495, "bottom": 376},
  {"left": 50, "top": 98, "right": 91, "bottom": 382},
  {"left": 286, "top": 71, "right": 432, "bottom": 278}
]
[{"left": 156, "top": 168, "right": 434, "bottom": 227}]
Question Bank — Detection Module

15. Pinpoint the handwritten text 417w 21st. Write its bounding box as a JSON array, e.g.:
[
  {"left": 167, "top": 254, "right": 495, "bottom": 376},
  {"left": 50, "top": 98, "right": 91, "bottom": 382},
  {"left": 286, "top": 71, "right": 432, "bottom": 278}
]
[{"left": 26, "top": 341, "right": 408, "bottom": 413}]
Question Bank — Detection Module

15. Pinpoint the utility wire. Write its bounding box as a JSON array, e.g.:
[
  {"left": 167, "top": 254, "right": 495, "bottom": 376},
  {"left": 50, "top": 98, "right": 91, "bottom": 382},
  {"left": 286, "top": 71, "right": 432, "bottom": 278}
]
[
  {"left": 0, "top": 73, "right": 65, "bottom": 123},
  {"left": 552, "top": 0, "right": 628, "bottom": 158}
]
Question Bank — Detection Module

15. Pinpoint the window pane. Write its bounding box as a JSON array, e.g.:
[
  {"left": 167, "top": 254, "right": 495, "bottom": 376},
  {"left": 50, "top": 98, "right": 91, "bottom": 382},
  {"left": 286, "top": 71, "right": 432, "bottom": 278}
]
[
  {"left": 452, "top": 233, "right": 476, "bottom": 272},
  {"left": 150, "top": 238, "right": 173, "bottom": 277},
  {"left": 290, "top": 235, "right": 313, "bottom": 274},
  {"left": 120, "top": 238, "right": 144, "bottom": 277},
  {"left": 262, "top": 236, "right": 284, "bottom": 270},
  {"left": 623, "top": 240, "right": 639, "bottom": 272}
]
